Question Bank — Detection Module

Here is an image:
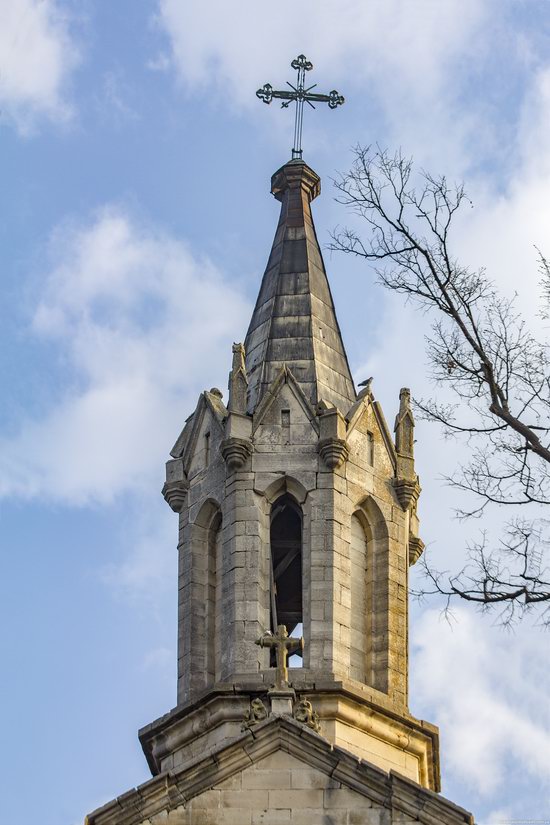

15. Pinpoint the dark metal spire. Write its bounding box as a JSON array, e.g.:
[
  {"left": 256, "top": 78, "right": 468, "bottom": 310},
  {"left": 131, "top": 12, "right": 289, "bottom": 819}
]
[{"left": 256, "top": 55, "right": 344, "bottom": 159}]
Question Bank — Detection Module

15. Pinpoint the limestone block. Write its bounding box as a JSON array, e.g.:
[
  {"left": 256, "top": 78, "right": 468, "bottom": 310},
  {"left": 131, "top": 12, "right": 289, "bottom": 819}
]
[
  {"left": 242, "top": 769, "right": 291, "bottom": 790},
  {"left": 268, "top": 789, "right": 324, "bottom": 809},
  {"left": 252, "top": 451, "right": 318, "bottom": 475}
]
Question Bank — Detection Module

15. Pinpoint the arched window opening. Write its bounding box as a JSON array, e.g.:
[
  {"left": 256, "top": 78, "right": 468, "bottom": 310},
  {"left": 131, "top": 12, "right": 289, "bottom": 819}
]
[
  {"left": 350, "top": 513, "right": 368, "bottom": 682},
  {"left": 207, "top": 512, "right": 223, "bottom": 683},
  {"left": 269, "top": 494, "right": 303, "bottom": 657}
]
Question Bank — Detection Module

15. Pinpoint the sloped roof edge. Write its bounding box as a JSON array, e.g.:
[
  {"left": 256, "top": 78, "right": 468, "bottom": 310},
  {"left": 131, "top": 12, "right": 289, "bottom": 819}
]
[{"left": 86, "top": 716, "right": 473, "bottom": 825}]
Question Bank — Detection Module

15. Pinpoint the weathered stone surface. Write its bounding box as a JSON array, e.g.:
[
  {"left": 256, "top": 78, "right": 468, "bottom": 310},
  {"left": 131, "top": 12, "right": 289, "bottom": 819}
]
[
  {"left": 221, "top": 436, "right": 253, "bottom": 471},
  {"left": 84, "top": 157, "right": 471, "bottom": 825},
  {"left": 318, "top": 437, "right": 350, "bottom": 469},
  {"left": 244, "top": 160, "right": 356, "bottom": 414},
  {"left": 408, "top": 534, "right": 425, "bottom": 566},
  {"left": 87, "top": 717, "right": 472, "bottom": 825}
]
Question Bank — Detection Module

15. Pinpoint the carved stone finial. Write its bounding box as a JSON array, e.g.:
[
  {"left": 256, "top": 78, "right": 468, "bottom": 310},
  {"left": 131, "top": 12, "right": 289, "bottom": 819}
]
[
  {"left": 241, "top": 697, "right": 267, "bottom": 731},
  {"left": 318, "top": 437, "right": 349, "bottom": 469},
  {"left": 408, "top": 534, "right": 425, "bottom": 566},
  {"left": 394, "top": 387, "right": 418, "bottom": 501},
  {"left": 394, "top": 387, "right": 415, "bottom": 459},
  {"left": 293, "top": 697, "right": 320, "bottom": 732},
  {"left": 317, "top": 403, "right": 349, "bottom": 469},
  {"left": 162, "top": 458, "right": 188, "bottom": 513},
  {"left": 228, "top": 342, "right": 248, "bottom": 414},
  {"left": 393, "top": 478, "right": 421, "bottom": 511},
  {"left": 221, "top": 436, "right": 253, "bottom": 471},
  {"left": 162, "top": 480, "right": 189, "bottom": 513},
  {"left": 232, "top": 342, "right": 245, "bottom": 367}
]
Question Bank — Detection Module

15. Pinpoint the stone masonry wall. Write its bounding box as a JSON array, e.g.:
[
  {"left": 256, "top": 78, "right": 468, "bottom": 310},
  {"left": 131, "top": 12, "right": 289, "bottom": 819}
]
[
  {"left": 176, "top": 378, "right": 410, "bottom": 711},
  {"left": 149, "top": 751, "right": 405, "bottom": 825}
]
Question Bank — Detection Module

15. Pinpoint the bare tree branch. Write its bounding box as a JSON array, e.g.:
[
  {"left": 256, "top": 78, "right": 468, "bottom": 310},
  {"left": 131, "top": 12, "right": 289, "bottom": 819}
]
[{"left": 331, "top": 146, "right": 550, "bottom": 624}]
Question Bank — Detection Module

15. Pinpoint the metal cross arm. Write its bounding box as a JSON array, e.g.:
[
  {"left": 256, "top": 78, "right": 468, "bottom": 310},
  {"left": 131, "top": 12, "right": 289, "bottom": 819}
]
[
  {"left": 256, "top": 85, "right": 344, "bottom": 109},
  {"left": 256, "top": 54, "right": 345, "bottom": 159}
]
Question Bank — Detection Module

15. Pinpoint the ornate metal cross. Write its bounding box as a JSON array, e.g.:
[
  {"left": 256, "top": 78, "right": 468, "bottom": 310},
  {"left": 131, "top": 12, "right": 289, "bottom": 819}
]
[
  {"left": 256, "top": 55, "right": 344, "bottom": 160},
  {"left": 256, "top": 624, "right": 304, "bottom": 689}
]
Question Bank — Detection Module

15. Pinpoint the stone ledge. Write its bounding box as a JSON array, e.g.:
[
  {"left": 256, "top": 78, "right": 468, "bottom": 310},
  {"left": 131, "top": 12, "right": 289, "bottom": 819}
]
[
  {"left": 221, "top": 436, "right": 253, "bottom": 471},
  {"left": 161, "top": 479, "right": 189, "bottom": 513},
  {"left": 318, "top": 437, "right": 350, "bottom": 469},
  {"left": 393, "top": 477, "right": 421, "bottom": 511},
  {"left": 139, "top": 679, "right": 440, "bottom": 792},
  {"left": 88, "top": 716, "right": 472, "bottom": 825},
  {"left": 409, "top": 534, "right": 425, "bottom": 565}
]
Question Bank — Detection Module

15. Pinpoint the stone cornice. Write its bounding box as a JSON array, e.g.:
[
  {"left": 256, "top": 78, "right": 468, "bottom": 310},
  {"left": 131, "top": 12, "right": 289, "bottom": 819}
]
[
  {"left": 393, "top": 477, "right": 421, "bottom": 510},
  {"left": 220, "top": 436, "right": 253, "bottom": 471},
  {"left": 318, "top": 436, "right": 349, "bottom": 469},
  {"left": 138, "top": 678, "right": 440, "bottom": 792},
  {"left": 161, "top": 479, "right": 189, "bottom": 513},
  {"left": 409, "top": 534, "right": 425, "bottom": 566},
  {"left": 87, "top": 716, "right": 472, "bottom": 825}
]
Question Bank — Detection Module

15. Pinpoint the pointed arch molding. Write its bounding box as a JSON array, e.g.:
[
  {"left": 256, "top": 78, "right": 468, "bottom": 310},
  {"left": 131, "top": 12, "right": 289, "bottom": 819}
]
[
  {"left": 182, "top": 498, "right": 224, "bottom": 696},
  {"left": 257, "top": 474, "right": 309, "bottom": 506},
  {"left": 353, "top": 495, "right": 390, "bottom": 542},
  {"left": 352, "top": 495, "right": 392, "bottom": 695},
  {"left": 193, "top": 497, "right": 222, "bottom": 529},
  {"left": 254, "top": 474, "right": 312, "bottom": 668}
]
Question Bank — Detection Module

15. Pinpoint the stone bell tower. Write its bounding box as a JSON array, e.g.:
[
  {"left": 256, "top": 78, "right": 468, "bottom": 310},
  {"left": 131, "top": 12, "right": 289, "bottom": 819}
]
[{"left": 85, "top": 158, "right": 474, "bottom": 825}]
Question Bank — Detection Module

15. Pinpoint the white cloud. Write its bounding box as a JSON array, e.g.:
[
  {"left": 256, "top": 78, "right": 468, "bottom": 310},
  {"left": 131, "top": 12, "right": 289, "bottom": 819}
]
[
  {"left": 155, "top": 0, "right": 487, "bottom": 105},
  {"left": 0, "top": 206, "right": 250, "bottom": 504},
  {"left": 0, "top": 0, "right": 80, "bottom": 132},
  {"left": 344, "top": 57, "right": 550, "bottom": 562},
  {"left": 411, "top": 608, "right": 550, "bottom": 796},
  {"left": 447, "top": 66, "right": 550, "bottom": 327},
  {"left": 339, "top": 67, "right": 550, "bottom": 815},
  {"left": 101, "top": 500, "right": 175, "bottom": 607},
  {"left": 153, "top": 0, "right": 494, "bottom": 170},
  {"left": 98, "top": 70, "right": 139, "bottom": 125}
]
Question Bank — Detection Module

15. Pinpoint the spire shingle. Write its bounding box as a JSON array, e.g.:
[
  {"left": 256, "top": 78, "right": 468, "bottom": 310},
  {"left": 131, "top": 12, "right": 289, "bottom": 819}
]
[{"left": 245, "top": 159, "right": 356, "bottom": 413}]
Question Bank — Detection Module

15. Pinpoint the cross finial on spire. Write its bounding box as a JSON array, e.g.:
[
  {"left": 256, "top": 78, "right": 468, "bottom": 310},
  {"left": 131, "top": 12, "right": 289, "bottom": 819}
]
[{"left": 256, "top": 55, "right": 345, "bottom": 159}]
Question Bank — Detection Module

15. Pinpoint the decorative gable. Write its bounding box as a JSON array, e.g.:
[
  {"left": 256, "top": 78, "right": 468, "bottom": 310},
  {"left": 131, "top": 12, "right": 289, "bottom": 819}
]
[
  {"left": 347, "top": 391, "right": 396, "bottom": 475},
  {"left": 86, "top": 717, "right": 473, "bottom": 825},
  {"left": 182, "top": 390, "right": 227, "bottom": 479},
  {"left": 253, "top": 366, "right": 319, "bottom": 448}
]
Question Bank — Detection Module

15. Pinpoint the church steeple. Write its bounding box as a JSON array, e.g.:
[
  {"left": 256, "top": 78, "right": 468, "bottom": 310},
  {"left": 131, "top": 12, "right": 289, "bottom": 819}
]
[
  {"left": 143, "top": 146, "right": 443, "bottom": 802},
  {"left": 83, "top": 55, "right": 475, "bottom": 825},
  {"left": 245, "top": 159, "right": 356, "bottom": 413}
]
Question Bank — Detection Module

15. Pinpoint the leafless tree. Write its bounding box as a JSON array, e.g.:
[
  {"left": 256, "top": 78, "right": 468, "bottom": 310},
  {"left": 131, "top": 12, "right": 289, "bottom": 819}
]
[{"left": 330, "top": 145, "right": 550, "bottom": 625}]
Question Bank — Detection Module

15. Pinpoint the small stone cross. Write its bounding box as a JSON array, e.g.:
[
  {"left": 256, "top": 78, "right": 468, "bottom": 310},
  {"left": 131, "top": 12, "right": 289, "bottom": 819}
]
[{"left": 256, "top": 624, "right": 304, "bottom": 689}]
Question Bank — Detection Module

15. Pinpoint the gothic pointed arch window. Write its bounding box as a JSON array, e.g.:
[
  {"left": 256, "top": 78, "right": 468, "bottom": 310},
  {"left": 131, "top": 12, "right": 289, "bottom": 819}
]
[
  {"left": 350, "top": 512, "right": 368, "bottom": 683},
  {"left": 206, "top": 510, "right": 223, "bottom": 684},
  {"left": 269, "top": 493, "right": 303, "bottom": 642}
]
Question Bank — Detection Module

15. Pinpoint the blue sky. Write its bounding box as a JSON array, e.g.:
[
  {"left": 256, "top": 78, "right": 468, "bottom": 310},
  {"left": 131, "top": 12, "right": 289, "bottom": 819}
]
[{"left": 1, "top": 2, "right": 550, "bottom": 823}]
